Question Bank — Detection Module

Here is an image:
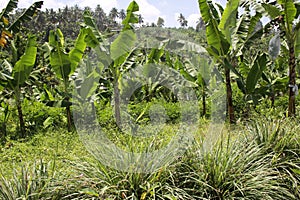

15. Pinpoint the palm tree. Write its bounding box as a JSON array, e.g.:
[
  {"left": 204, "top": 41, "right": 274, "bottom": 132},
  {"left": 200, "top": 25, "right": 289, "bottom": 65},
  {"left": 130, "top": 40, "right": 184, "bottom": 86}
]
[
  {"left": 109, "top": 7, "right": 119, "bottom": 21},
  {"left": 94, "top": 5, "right": 107, "bottom": 31},
  {"left": 178, "top": 13, "right": 188, "bottom": 28},
  {"left": 119, "top": 9, "right": 126, "bottom": 20},
  {"left": 138, "top": 14, "right": 144, "bottom": 25},
  {"left": 73, "top": 4, "right": 80, "bottom": 22}
]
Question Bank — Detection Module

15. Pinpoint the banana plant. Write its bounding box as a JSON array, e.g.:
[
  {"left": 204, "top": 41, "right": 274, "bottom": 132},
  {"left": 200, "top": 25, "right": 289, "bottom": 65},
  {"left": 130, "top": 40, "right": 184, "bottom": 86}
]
[
  {"left": 181, "top": 54, "right": 212, "bottom": 116},
  {"left": 45, "top": 27, "right": 98, "bottom": 131},
  {"left": 258, "top": 0, "right": 300, "bottom": 116},
  {"left": 81, "top": 1, "right": 140, "bottom": 127},
  {"left": 198, "top": 0, "right": 266, "bottom": 123},
  {"left": 150, "top": 38, "right": 210, "bottom": 115},
  {"left": 198, "top": 0, "right": 239, "bottom": 123},
  {"left": 0, "top": 35, "right": 37, "bottom": 137},
  {"left": 0, "top": 0, "right": 43, "bottom": 137}
]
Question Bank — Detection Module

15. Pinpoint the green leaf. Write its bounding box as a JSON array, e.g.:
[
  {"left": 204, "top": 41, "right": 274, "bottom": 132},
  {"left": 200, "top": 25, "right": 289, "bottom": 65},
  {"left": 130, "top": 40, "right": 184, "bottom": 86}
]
[
  {"left": 50, "top": 51, "right": 71, "bottom": 81},
  {"left": 246, "top": 62, "right": 259, "bottom": 93},
  {"left": 148, "top": 47, "right": 165, "bottom": 63},
  {"left": 79, "top": 70, "right": 100, "bottom": 100},
  {"left": 84, "top": 28, "right": 99, "bottom": 48},
  {"left": 292, "top": 168, "right": 300, "bottom": 175},
  {"left": 80, "top": 188, "right": 99, "bottom": 197},
  {"left": 43, "top": 85, "right": 55, "bottom": 101},
  {"left": 43, "top": 117, "right": 53, "bottom": 129},
  {"left": 49, "top": 29, "right": 64, "bottom": 47},
  {"left": 0, "top": 59, "right": 13, "bottom": 81},
  {"left": 83, "top": 10, "right": 104, "bottom": 43},
  {"left": 236, "top": 78, "right": 246, "bottom": 94},
  {"left": 218, "top": 0, "right": 240, "bottom": 44},
  {"left": 261, "top": 3, "right": 281, "bottom": 19},
  {"left": 295, "top": 29, "right": 300, "bottom": 58},
  {"left": 199, "top": 0, "right": 229, "bottom": 56},
  {"left": 69, "top": 28, "right": 88, "bottom": 74},
  {"left": 12, "top": 35, "right": 37, "bottom": 86},
  {"left": 122, "top": 1, "right": 139, "bottom": 30},
  {"left": 246, "top": 54, "right": 267, "bottom": 93},
  {"left": 49, "top": 29, "right": 71, "bottom": 81},
  {"left": 279, "top": 0, "right": 296, "bottom": 31},
  {"left": 111, "top": 30, "right": 136, "bottom": 66}
]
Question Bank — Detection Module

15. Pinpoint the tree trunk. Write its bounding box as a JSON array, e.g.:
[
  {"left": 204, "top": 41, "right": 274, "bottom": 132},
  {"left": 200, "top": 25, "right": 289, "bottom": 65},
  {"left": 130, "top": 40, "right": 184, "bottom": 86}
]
[
  {"left": 66, "top": 106, "right": 72, "bottom": 132},
  {"left": 114, "top": 83, "right": 121, "bottom": 128},
  {"left": 288, "top": 44, "right": 296, "bottom": 117},
  {"left": 1, "top": 122, "right": 6, "bottom": 138},
  {"left": 17, "top": 100, "right": 26, "bottom": 138},
  {"left": 271, "top": 87, "right": 275, "bottom": 107},
  {"left": 202, "top": 85, "right": 206, "bottom": 116},
  {"left": 225, "top": 68, "right": 235, "bottom": 123}
]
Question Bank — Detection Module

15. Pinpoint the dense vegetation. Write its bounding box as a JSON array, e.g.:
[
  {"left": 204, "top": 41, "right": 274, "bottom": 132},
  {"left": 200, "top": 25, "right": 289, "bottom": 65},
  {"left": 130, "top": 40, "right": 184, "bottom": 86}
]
[{"left": 0, "top": 0, "right": 300, "bottom": 199}]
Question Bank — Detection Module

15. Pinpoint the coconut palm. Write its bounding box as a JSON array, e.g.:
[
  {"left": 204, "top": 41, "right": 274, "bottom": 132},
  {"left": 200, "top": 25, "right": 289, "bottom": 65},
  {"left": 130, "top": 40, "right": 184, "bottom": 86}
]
[
  {"left": 109, "top": 7, "right": 119, "bottom": 21},
  {"left": 119, "top": 9, "right": 126, "bottom": 20},
  {"left": 178, "top": 13, "right": 188, "bottom": 28},
  {"left": 138, "top": 14, "right": 144, "bottom": 25}
]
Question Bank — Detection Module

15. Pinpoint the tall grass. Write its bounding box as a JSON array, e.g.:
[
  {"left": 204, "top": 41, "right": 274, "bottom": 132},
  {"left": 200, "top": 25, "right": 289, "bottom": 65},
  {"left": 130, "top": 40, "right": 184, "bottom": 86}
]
[
  {"left": 0, "top": 118, "right": 300, "bottom": 199},
  {"left": 0, "top": 160, "right": 54, "bottom": 200},
  {"left": 247, "top": 118, "right": 300, "bottom": 198}
]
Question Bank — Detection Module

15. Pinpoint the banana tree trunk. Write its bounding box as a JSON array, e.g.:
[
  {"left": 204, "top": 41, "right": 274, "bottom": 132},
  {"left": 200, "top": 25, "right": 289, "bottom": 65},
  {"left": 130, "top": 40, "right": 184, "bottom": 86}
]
[
  {"left": 202, "top": 85, "right": 206, "bottom": 116},
  {"left": 16, "top": 96, "right": 26, "bottom": 138},
  {"left": 114, "top": 82, "right": 121, "bottom": 128},
  {"left": 66, "top": 106, "right": 72, "bottom": 132},
  {"left": 288, "top": 43, "right": 296, "bottom": 117},
  {"left": 225, "top": 68, "right": 235, "bottom": 123}
]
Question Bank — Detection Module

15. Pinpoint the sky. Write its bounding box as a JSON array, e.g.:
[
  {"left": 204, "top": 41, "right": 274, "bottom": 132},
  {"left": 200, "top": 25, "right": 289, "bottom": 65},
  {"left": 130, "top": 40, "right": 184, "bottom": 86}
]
[{"left": 0, "top": 0, "right": 228, "bottom": 28}]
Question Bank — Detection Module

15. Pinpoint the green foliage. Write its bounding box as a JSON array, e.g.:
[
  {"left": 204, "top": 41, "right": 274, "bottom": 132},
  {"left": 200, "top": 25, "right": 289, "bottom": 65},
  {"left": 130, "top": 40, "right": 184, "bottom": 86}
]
[
  {"left": 8, "top": 1, "right": 43, "bottom": 33},
  {"left": 2, "top": 0, "right": 300, "bottom": 199},
  {"left": 198, "top": 0, "right": 228, "bottom": 56},
  {"left": 111, "top": 30, "right": 136, "bottom": 66},
  {"left": 122, "top": 1, "right": 139, "bottom": 30},
  {"left": 218, "top": 0, "right": 239, "bottom": 44},
  {"left": 12, "top": 35, "right": 37, "bottom": 87},
  {"left": 246, "top": 53, "right": 267, "bottom": 94}
]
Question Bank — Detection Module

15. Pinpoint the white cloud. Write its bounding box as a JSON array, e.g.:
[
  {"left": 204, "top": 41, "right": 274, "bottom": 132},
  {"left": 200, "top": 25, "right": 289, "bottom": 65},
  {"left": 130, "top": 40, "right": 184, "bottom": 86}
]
[
  {"left": 135, "top": 0, "right": 161, "bottom": 24},
  {"left": 187, "top": 13, "right": 200, "bottom": 28},
  {"left": 213, "top": 0, "right": 226, "bottom": 7},
  {"left": 174, "top": 13, "right": 180, "bottom": 27},
  {"left": 17, "top": 0, "right": 33, "bottom": 8},
  {"left": 42, "top": 0, "right": 66, "bottom": 10},
  {"left": 1, "top": 0, "right": 30, "bottom": 9},
  {"left": 159, "top": 0, "right": 168, "bottom": 7}
]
